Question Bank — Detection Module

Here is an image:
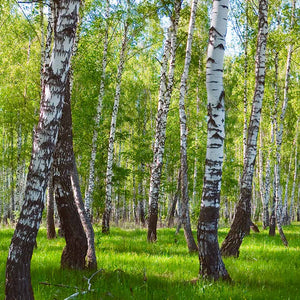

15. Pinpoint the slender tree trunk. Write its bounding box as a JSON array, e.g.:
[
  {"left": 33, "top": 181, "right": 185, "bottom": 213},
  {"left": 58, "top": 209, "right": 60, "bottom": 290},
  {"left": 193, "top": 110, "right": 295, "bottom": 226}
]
[
  {"left": 282, "top": 152, "right": 292, "bottom": 225},
  {"left": 85, "top": 0, "right": 110, "bottom": 219},
  {"left": 197, "top": 0, "right": 230, "bottom": 280},
  {"left": 262, "top": 123, "right": 274, "bottom": 229},
  {"left": 296, "top": 184, "right": 300, "bottom": 222},
  {"left": 168, "top": 169, "right": 181, "bottom": 228},
  {"left": 269, "top": 188, "right": 276, "bottom": 236},
  {"left": 221, "top": 0, "right": 268, "bottom": 257},
  {"left": 178, "top": 0, "right": 198, "bottom": 252},
  {"left": 47, "top": 170, "right": 56, "bottom": 239},
  {"left": 243, "top": 0, "right": 249, "bottom": 164},
  {"left": 148, "top": 0, "right": 181, "bottom": 242},
  {"left": 5, "top": 2, "right": 80, "bottom": 298},
  {"left": 71, "top": 157, "right": 97, "bottom": 270},
  {"left": 289, "top": 119, "right": 299, "bottom": 223},
  {"left": 138, "top": 163, "right": 146, "bottom": 226},
  {"left": 102, "top": 10, "right": 129, "bottom": 233}
]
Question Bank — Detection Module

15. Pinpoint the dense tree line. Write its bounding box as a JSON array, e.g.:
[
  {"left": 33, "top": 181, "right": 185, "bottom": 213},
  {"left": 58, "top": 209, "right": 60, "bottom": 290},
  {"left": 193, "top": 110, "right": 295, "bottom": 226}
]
[{"left": 0, "top": 0, "right": 299, "bottom": 298}]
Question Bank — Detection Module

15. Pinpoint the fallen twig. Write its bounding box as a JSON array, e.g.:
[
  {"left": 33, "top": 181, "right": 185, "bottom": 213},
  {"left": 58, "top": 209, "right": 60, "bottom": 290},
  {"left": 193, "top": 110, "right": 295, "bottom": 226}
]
[{"left": 63, "top": 269, "right": 104, "bottom": 300}]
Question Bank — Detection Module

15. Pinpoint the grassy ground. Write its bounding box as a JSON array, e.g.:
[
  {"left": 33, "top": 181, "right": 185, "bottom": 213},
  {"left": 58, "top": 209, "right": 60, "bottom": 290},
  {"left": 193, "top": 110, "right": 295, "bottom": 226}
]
[{"left": 0, "top": 223, "right": 299, "bottom": 299}]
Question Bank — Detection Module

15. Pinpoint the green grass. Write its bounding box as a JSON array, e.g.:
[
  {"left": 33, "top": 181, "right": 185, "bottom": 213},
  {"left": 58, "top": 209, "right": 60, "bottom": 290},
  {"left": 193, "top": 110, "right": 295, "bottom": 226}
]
[{"left": 1, "top": 224, "right": 300, "bottom": 299}]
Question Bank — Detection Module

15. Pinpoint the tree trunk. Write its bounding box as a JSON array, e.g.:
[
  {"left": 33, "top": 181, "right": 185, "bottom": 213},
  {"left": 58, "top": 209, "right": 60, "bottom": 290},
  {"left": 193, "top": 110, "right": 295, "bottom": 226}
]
[
  {"left": 53, "top": 74, "right": 88, "bottom": 269},
  {"left": 243, "top": 0, "right": 249, "bottom": 164},
  {"left": 5, "top": 1, "right": 80, "bottom": 298},
  {"left": 269, "top": 190, "right": 276, "bottom": 236},
  {"left": 85, "top": 0, "right": 110, "bottom": 219},
  {"left": 148, "top": 0, "right": 181, "bottom": 242},
  {"left": 47, "top": 170, "right": 56, "bottom": 239},
  {"left": 178, "top": 0, "right": 198, "bottom": 252},
  {"left": 197, "top": 0, "right": 230, "bottom": 280},
  {"left": 262, "top": 122, "right": 274, "bottom": 229},
  {"left": 102, "top": 11, "right": 129, "bottom": 234},
  {"left": 289, "top": 118, "right": 299, "bottom": 223},
  {"left": 71, "top": 157, "right": 97, "bottom": 270},
  {"left": 281, "top": 153, "right": 292, "bottom": 225},
  {"left": 168, "top": 169, "right": 180, "bottom": 228},
  {"left": 221, "top": 0, "right": 268, "bottom": 258}
]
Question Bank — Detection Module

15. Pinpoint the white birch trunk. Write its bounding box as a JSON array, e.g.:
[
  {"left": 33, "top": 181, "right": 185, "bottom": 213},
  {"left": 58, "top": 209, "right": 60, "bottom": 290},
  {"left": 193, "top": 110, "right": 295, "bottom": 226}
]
[
  {"left": 178, "top": 0, "right": 198, "bottom": 252},
  {"left": 147, "top": 0, "right": 181, "bottom": 242},
  {"left": 289, "top": 118, "right": 299, "bottom": 223},
  {"left": 243, "top": 0, "right": 249, "bottom": 163},
  {"left": 5, "top": 1, "right": 80, "bottom": 298},
  {"left": 221, "top": 0, "right": 268, "bottom": 257},
  {"left": 102, "top": 13, "right": 129, "bottom": 233},
  {"left": 282, "top": 152, "right": 292, "bottom": 225},
  {"left": 197, "top": 0, "right": 230, "bottom": 280},
  {"left": 84, "top": 0, "right": 110, "bottom": 219}
]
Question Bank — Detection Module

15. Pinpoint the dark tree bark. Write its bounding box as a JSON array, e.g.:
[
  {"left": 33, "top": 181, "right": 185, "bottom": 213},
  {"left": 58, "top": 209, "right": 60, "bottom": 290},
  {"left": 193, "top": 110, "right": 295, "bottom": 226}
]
[
  {"left": 168, "top": 169, "right": 181, "bottom": 228},
  {"left": 147, "top": 0, "right": 181, "bottom": 242},
  {"left": 269, "top": 194, "right": 276, "bottom": 236},
  {"left": 46, "top": 170, "right": 56, "bottom": 239},
  {"left": 5, "top": 1, "right": 80, "bottom": 298},
  {"left": 221, "top": 0, "right": 268, "bottom": 258},
  {"left": 53, "top": 75, "right": 87, "bottom": 269}
]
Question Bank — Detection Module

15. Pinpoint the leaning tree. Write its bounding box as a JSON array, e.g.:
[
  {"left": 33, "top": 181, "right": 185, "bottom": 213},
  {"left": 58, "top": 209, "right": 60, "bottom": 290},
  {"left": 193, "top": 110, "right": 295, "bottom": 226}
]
[{"left": 5, "top": 1, "right": 80, "bottom": 298}]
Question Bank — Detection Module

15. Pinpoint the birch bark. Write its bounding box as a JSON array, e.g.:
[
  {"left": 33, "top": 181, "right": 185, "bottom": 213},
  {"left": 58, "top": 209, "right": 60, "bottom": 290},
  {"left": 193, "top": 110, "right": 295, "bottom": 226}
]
[
  {"left": 178, "top": 0, "right": 198, "bottom": 252},
  {"left": 5, "top": 1, "right": 80, "bottom": 298},
  {"left": 289, "top": 119, "right": 299, "bottom": 223},
  {"left": 197, "top": 0, "right": 230, "bottom": 280},
  {"left": 221, "top": 0, "right": 268, "bottom": 257},
  {"left": 281, "top": 153, "right": 292, "bottom": 225},
  {"left": 102, "top": 8, "right": 129, "bottom": 233},
  {"left": 84, "top": 0, "right": 110, "bottom": 219},
  {"left": 147, "top": 0, "right": 181, "bottom": 242}
]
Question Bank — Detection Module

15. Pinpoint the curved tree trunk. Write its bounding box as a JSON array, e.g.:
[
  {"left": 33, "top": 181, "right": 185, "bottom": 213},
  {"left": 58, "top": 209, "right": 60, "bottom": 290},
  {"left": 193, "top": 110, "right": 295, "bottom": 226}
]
[
  {"left": 178, "top": 0, "right": 198, "bottom": 252},
  {"left": 221, "top": 0, "right": 268, "bottom": 258},
  {"left": 147, "top": 0, "right": 181, "bottom": 242},
  {"left": 5, "top": 1, "right": 80, "bottom": 298},
  {"left": 71, "top": 157, "right": 97, "bottom": 270},
  {"left": 53, "top": 75, "right": 87, "bottom": 269},
  {"left": 197, "top": 0, "right": 230, "bottom": 280}
]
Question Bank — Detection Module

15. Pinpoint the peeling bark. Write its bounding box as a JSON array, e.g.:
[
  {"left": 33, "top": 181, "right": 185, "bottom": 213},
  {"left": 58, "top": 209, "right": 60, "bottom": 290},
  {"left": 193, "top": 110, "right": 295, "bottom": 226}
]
[
  {"left": 148, "top": 0, "right": 181, "bottom": 242},
  {"left": 5, "top": 1, "right": 80, "bottom": 298},
  {"left": 221, "top": 0, "right": 268, "bottom": 257},
  {"left": 197, "top": 0, "right": 230, "bottom": 280},
  {"left": 178, "top": 0, "right": 198, "bottom": 252}
]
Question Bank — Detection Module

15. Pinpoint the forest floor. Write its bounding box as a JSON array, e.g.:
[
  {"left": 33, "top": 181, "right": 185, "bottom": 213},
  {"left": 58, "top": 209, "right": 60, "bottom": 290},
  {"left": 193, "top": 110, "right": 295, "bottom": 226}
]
[{"left": 0, "top": 223, "right": 299, "bottom": 299}]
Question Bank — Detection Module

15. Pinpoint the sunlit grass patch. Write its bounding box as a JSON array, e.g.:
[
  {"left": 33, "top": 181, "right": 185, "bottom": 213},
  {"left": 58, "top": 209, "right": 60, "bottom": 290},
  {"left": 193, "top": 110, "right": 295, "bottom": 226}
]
[{"left": 0, "top": 223, "right": 299, "bottom": 299}]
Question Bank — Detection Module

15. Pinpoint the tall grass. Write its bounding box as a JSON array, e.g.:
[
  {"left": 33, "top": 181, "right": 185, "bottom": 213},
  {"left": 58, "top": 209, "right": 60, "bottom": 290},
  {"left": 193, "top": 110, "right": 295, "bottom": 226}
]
[{"left": 1, "top": 224, "right": 299, "bottom": 299}]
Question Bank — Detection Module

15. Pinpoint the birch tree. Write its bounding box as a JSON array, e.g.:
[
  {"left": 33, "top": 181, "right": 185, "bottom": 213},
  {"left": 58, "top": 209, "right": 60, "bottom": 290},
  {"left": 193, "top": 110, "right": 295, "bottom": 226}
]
[
  {"left": 197, "top": 0, "right": 230, "bottom": 280},
  {"left": 102, "top": 2, "right": 129, "bottom": 233},
  {"left": 221, "top": 0, "right": 268, "bottom": 257},
  {"left": 289, "top": 118, "right": 299, "bottom": 223},
  {"left": 5, "top": 1, "right": 80, "bottom": 298},
  {"left": 84, "top": 0, "right": 110, "bottom": 219},
  {"left": 178, "top": 0, "right": 198, "bottom": 252},
  {"left": 147, "top": 0, "right": 181, "bottom": 242}
]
